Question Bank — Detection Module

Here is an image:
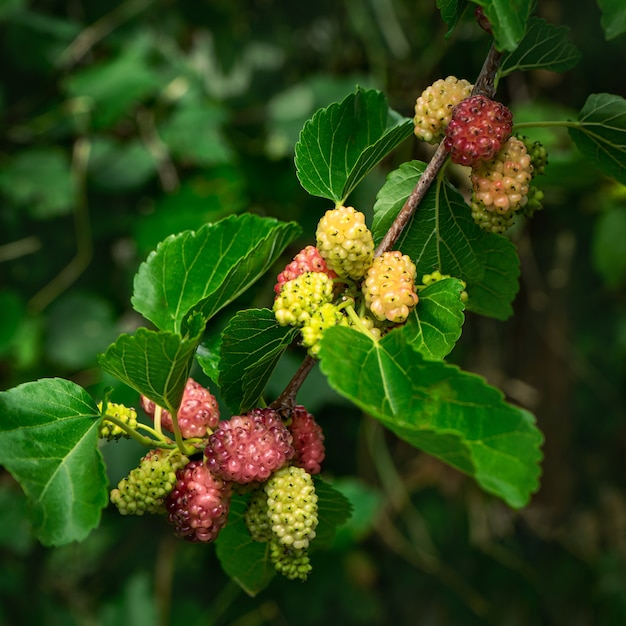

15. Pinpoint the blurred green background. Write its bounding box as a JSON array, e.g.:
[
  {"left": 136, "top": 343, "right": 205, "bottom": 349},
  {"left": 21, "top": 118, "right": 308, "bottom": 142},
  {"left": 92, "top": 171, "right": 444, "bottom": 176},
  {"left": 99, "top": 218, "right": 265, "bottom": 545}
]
[{"left": 1, "top": 0, "right": 626, "bottom": 624}]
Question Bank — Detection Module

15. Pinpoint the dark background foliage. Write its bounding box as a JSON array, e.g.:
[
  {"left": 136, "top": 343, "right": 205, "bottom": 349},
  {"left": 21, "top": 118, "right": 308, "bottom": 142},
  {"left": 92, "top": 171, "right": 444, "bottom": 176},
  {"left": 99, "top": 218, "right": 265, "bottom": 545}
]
[{"left": 1, "top": 0, "right": 625, "bottom": 624}]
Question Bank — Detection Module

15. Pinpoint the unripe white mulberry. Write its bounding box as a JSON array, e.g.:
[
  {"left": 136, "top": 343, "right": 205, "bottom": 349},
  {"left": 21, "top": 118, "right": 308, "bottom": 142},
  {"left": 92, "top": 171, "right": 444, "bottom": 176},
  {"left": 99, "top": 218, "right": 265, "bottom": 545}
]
[
  {"left": 316, "top": 206, "right": 374, "bottom": 281},
  {"left": 362, "top": 251, "right": 419, "bottom": 323},
  {"left": 273, "top": 271, "right": 334, "bottom": 327},
  {"left": 413, "top": 76, "right": 473, "bottom": 143},
  {"left": 265, "top": 465, "right": 318, "bottom": 551}
]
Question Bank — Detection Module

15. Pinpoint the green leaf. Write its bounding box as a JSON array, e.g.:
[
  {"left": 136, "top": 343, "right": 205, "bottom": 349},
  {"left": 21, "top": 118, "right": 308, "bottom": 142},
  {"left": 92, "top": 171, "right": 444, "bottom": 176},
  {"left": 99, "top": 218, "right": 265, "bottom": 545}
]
[
  {"left": 97, "top": 314, "right": 205, "bottom": 414},
  {"left": 405, "top": 278, "right": 465, "bottom": 359},
  {"left": 294, "top": 87, "right": 413, "bottom": 203},
  {"left": 436, "top": 0, "right": 469, "bottom": 37},
  {"left": 132, "top": 214, "right": 301, "bottom": 333},
  {"left": 372, "top": 161, "right": 519, "bottom": 320},
  {"left": 569, "top": 93, "right": 626, "bottom": 186},
  {"left": 88, "top": 137, "right": 156, "bottom": 192},
  {"left": 312, "top": 478, "right": 354, "bottom": 547},
  {"left": 318, "top": 326, "right": 543, "bottom": 508},
  {"left": 63, "top": 34, "right": 161, "bottom": 128},
  {"left": 159, "top": 102, "right": 232, "bottom": 166},
  {"left": 499, "top": 17, "right": 581, "bottom": 77},
  {"left": 216, "top": 495, "right": 275, "bottom": 596},
  {"left": 598, "top": 0, "right": 626, "bottom": 40},
  {"left": 0, "top": 378, "right": 108, "bottom": 546},
  {"left": 218, "top": 309, "right": 298, "bottom": 414},
  {"left": 471, "top": 0, "right": 533, "bottom": 51},
  {"left": 0, "top": 147, "right": 74, "bottom": 219},
  {"left": 196, "top": 328, "right": 222, "bottom": 385}
]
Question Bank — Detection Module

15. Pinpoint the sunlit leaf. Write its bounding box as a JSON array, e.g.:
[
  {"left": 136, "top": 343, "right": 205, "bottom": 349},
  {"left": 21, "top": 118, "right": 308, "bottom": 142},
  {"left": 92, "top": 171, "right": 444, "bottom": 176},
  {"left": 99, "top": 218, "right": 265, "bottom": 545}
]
[
  {"left": 319, "top": 326, "right": 543, "bottom": 508},
  {"left": 499, "top": 17, "right": 581, "bottom": 77},
  {"left": 0, "top": 378, "right": 108, "bottom": 546},
  {"left": 98, "top": 314, "right": 205, "bottom": 414},
  {"left": 471, "top": 0, "right": 533, "bottom": 51},
  {"left": 405, "top": 278, "right": 465, "bottom": 359},
  {"left": 295, "top": 87, "right": 413, "bottom": 203},
  {"left": 132, "top": 214, "right": 301, "bottom": 333},
  {"left": 218, "top": 309, "right": 298, "bottom": 414},
  {"left": 372, "top": 161, "right": 519, "bottom": 320},
  {"left": 569, "top": 93, "right": 626, "bottom": 185}
]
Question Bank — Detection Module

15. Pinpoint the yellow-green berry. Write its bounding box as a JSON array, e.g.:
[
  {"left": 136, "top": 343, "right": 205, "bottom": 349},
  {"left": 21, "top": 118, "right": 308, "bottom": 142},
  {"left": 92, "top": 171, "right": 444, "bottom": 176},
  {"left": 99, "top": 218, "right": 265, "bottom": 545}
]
[
  {"left": 413, "top": 76, "right": 473, "bottom": 144},
  {"left": 265, "top": 465, "right": 318, "bottom": 551},
  {"left": 273, "top": 271, "right": 334, "bottom": 327},
  {"left": 98, "top": 401, "right": 138, "bottom": 441},
  {"left": 110, "top": 448, "right": 189, "bottom": 516},
  {"left": 269, "top": 539, "right": 312, "bottom": 581},
  {"left": 300, "top": 302, "right": 347, "bottom": 356},
  {"left": 244, "top": 488, "right": 273, "bottom": 542},
  {"left": 316, "top": 206, "right": 374, "bottom": 281},
  {"left": 362, "top": 251, "right": 419, "bottom": 323}
]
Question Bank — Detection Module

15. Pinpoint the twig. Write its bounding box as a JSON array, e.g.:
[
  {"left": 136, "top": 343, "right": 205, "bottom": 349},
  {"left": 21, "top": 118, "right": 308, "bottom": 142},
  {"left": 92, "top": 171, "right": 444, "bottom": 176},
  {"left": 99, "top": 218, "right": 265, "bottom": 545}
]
[
  {"left": 269, "top": 355, "right": 316, "bottom": 413},
  {"left": 374, "top": 42, "right": 504, "bottom": 257}
]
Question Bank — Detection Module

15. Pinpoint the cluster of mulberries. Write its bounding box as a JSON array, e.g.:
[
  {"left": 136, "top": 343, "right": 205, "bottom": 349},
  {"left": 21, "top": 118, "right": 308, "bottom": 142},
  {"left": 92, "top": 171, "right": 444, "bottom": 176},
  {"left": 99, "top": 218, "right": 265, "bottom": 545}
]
[
  {"left": 300, "top": 302, "right": 347, "bottom": 356},
  {"left": 141, "top": 377, "right": 220, "bottom": 440},
  {"left": 110, "top": 448, "right": 189, "bottom": 515},
  {"left": 98, "top": 401, "right": 138, "bottom": 441},
  {"left": 413, "top": 76, "right": 473, "bottom": 144},
  {"left": 362, "top": 251, "right": 419, "bottom": 323},
  {"left": 315, "top": 205, "right": 375, "bottom": 281}
]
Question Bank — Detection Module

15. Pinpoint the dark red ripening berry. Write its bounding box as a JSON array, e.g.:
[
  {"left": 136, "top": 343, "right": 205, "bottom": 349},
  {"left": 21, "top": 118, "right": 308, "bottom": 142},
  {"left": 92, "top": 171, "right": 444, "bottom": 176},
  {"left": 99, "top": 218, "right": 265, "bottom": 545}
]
[
  {"left": 165, "top": 460, "right": 231, "bottom": 542},
  {"left": 288, "top": 405, "right": 325, "bottom": 475},
  {"left": 443, "top": 95, "right": 513, "bottom": 167}
]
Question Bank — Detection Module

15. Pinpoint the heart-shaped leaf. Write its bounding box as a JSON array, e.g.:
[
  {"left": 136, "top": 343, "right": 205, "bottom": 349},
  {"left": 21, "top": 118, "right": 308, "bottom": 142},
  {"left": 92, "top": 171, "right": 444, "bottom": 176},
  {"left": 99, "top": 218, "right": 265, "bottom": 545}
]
[
  {"left": 372, "top": 161, "right": 519, "bottom": 320},
  {"left": 132, "top": 214, "right": 301, "bottom": 333},
  {"left": 499, "top": 17, "right": 581, "bottom": 77},
  {"left": 98, "top": 314, "right": 205, "bottom": 414},
  {"left": 295, "top": 87, "right": 413, "bottom": 203},
  {"left": 568, "top": 93, "right": 626, "bottom": 186},
  {"left": 0, "top": 378, "right": 108, "bottom": 546},
  {"left": 318, "top": 326, "right": 543, "bottom": 509},
  {"left": 218, "top": 308, "right": 298, "bottom": 415}
]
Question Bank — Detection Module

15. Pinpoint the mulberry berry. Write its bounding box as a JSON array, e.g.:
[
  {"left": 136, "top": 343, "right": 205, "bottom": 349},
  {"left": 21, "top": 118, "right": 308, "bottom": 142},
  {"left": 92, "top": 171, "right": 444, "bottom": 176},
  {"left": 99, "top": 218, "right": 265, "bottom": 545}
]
[
  {"left": 288, "top": 406, "right": 325, "bottom": 475},
  {"left": 98, "top": 401, "right": 138, "bottom": 441},
  {"left": 413, "top": 76, "right": 473, "bottom": 144},
  {"left": 265, "top": 465, "right": 318, "bottom": 550},
  {"left": 244, "top": 488, "right": 273, "bottom": 542},
  {"left": 470, "top": 136, "right": 533, "bottom": 213},
  {"left": 274, "top": 245, "right": 338, "bottom": 295},
  {"left": 444, "top": 95, "right": 513, "bottom": 167},
  {"left": 165, "top": 460, "right": 231, "bottom": 542},
  {"left": 316, "top": 206, "right": 375, "bottom": 280},
  {"left": 273, "top": 271, "right": 334, "bottom": 327},
  {"left": 269, "top": 539, "right": 312, "bottom": 581},
  {"left": 205, "top": 408, "right": 295, "bottom": 484},
  {"left": 520, "top": 136, "right": 548, "bottom": 175},
  {"left": 300, "top": 302, "right": 346, "bottom": 357},
  {"left": 140, "top": 378, "right": 220, "bottom": 440},
  {"left": 110, "top": 448, "right": 189, "bottom": 515},
  {"left": 362, "top": 251, "right": 419, "bottom": 323}
]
